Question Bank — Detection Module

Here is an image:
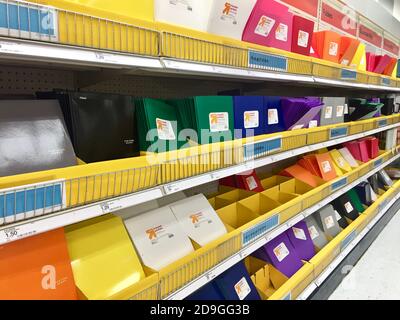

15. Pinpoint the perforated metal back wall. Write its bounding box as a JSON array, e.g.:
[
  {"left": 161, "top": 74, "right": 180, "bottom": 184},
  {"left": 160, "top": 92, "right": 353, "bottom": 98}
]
[{"left": 0, "top": 65, "right": 74, "bottom": 95}]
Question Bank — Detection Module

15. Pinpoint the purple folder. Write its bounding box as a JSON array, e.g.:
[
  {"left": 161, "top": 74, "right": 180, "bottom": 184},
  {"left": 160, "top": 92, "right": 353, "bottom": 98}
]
[
  {"left": 286, "top": 221, "right": 315, "bottom": 261},
  {"left": 252, "top": 233, "right": 303, "bottom": 278},
  {"left": 281, "top": 98, "right": 324, "bottom": 130}
]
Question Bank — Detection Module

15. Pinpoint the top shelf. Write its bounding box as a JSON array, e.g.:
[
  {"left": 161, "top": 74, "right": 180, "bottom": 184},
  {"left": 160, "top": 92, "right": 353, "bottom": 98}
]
[{"left": 0, "top": 1, "right": 399, "bottom": 92}]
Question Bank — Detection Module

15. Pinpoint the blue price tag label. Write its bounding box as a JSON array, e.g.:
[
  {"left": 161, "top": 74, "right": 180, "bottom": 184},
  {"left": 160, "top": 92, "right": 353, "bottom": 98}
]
[
  {"left": 381, "top": 77, "right": 391, "bottom": 86},
  {"left": 378, "top": 119, "right": 388, "bottom": 127},
  {"left": 331, "top": 178, "right": 348, "bottom": 191},
  {"left": 242, "top": 214, "right": 280, "bottom": 246},
  {"left": 374, "top": 159, "right": 383, "bottom": 168},
  {"left": 341, "top": 230, "right": 357, "bottom": 250},
  {"left": 244, "top": 137, "right": 282, "bottom": 160},
  {"left": 341, "top": 69, "right": 357, "bottom": 80},
  {"left": 248, "top": 51, "right": 288, "bottom": 72},
  {"left": 330, "top": 127, "right": 348, "bottom": 139}
]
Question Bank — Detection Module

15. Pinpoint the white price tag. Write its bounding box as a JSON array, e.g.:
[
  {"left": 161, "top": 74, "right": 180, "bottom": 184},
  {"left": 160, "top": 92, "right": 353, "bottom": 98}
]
[
  {"left": 164, "top": 184, "right": 181, "bottom": 194},
  {"left": 205, "top": 271, "right": 217, "bottom": 281},
  {"left": 100, "top": 200, "right": 123, "bottom": 214}
]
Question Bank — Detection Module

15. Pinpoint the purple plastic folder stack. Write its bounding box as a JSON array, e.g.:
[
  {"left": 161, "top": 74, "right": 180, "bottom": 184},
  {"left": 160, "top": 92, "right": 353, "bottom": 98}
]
[
  {"left": 281, "top": 97, "right": 324, "bottom": 130},
  {"left": 286, "top": 221, "right": 315, "bottom": 261},
  {"left": 253, "top": 233, "right": 303, "bottom": 278}
]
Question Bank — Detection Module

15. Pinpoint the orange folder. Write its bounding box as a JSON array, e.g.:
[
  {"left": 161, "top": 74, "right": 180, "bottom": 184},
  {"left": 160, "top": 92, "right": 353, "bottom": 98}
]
[
  {"left": 312, "top": 31, "right": 341, "bottom": 63},
  {"left": 280, "top": 164, "right": 323, "bottom": 188},
  {"left": 0, "top": 229, "right": 77, "bottom": 300},
  {"left": 339, "top": 36, "right": 360, "bottom": 66},
  {"left": 298, "top": 155, "right": 320, "bottom": 177},
  {"left": 315, "top": 153, "right": 337, "bottom": 181},
  {"left": 383, "top": 58, "right": 398, "bottom": 76}
]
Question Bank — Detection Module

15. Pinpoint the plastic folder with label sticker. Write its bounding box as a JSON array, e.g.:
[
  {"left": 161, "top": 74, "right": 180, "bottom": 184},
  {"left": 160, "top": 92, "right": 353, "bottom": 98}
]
[
  {"left": 65, "top": 215, "right": 146, "bottom": 300},
  {"left": 0, "top": 228, "right": 77, "bottom": 300},
  {"left": 124, "top": 207, "right": 194, "bottom": 271},
  {"left": 291, "top": 15, "right": 314, "bottom": 56},
  {"left": 304, "top": 215, "right": 329, "bottom": 250},
  {"left": 286, "top": 221, "right": 315, "bottom": 261}
]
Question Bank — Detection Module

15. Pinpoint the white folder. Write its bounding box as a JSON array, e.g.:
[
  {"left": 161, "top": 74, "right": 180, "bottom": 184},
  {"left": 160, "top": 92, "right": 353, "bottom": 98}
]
[
  {"left": 207, "top": 0, "right": 257, "bottom": 40},
  {"left": 339, "top": 147, "right": 359, "bottom": 168},
  {"left": 155, "top": 0, "right": 213, "bottom": 32},
  {"left": 170, "top": 194, "right": 227, "bottom": 246},
  {"left": 124, "top": 207, "right": 194, "bottom": 271}
]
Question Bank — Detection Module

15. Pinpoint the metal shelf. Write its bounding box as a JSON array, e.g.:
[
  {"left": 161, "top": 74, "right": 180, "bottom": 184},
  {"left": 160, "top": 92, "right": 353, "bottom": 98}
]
[
  {"left": 1, "top": 122, "right": 399, "bottom": 246},
  {"left": 1, "top": 36, "right": 399, "bottom": 92},
  {"left": 164, "top": 151, "right": 400, "bottom": 300}
]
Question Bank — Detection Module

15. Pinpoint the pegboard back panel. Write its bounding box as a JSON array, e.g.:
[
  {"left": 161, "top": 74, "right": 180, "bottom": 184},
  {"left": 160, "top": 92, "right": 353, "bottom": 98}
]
[
  {"left": 84, "top": 74, "right": 245, "bottom": 99},
  {"left": 0, "top": 65, "right": 74, "bottom": 95}
]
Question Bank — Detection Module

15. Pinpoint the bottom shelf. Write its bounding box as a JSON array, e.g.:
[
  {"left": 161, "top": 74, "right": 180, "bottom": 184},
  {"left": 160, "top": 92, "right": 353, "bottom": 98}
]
[{"left": 297, "top": 191, "right": 400, "bottom": 300}]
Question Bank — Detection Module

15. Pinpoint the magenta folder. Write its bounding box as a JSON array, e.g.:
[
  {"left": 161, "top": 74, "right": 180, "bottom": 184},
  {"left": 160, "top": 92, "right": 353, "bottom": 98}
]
[
  {"left": 344, "top": 140, "right": 369, "bottom": 163},
  {"left": 242, "top": 0, "right": 293, "bottom": 51},
  {"left": 366, "top": 53, "right": 377, "bottom": 72}
]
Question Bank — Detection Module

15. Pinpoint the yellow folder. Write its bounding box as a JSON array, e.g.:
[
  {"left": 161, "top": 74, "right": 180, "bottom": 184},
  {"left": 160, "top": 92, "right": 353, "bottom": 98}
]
[
  {"left": 65, "top": 214, "right": 146, "bottom": 300},
  {"left": 350, "top": 43, "right": 367, "bottom": 72},
  {"left": 329, "top": 149, "right": 352, "bottom": 173}
]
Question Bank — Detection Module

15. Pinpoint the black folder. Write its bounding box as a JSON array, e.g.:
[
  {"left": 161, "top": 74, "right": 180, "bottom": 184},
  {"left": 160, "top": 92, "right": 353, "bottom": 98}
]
[
  {"left": 37, "top": 91, "right": 139, "bottom": 163},
  {"left": 332, "top": 194, "right": 359, "bottom": 224}
]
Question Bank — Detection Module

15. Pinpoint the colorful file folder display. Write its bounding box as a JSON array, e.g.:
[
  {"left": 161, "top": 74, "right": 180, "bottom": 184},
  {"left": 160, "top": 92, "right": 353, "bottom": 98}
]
[
  {"left": 233, "top": 96, "right": 265, "bottom": 138},
  {"left": 155, "top": 0, "right": 213, "bottom": 31},
  {"left": 339, "top": 37, "right": 360, "bottom": 66},
  {"left": 291, "top": 15, "right": 314, "bottom": 56},
  {"left": 65, "top": 215, "right": 145, "bottom": 300},
  {"left": 304, "top": 215, "right": 329, "bottom": 250},
  {"left": 320, "top": 97, "right": 346, "bottom": 126},
  {"left": 242, "top": 0, "right": 293, "bottom": 51},
  {"left": 169, "top": 194, "right": 227, "bottom": 247},
  {"left": 214, "top": 261, "right": 261, "bottom": 300},
  {"left": 0, "top": 100, "right": 77, "bottom": 176},
  {"left": 136, "top": 98, "right": 183, "bottom": 153},
  {"left": 173, "top": 96, "right": 234, "bottom": 145},
  {"left": 280, "top": 98, "right": 323, "bottom": 130},
  {"left": 312, "top": 31, "right": 341, "bottom": 63},
  {"left": 253, "top": 233, "right": 303, "bottom": 278},
  {"left": 125, "top": 207, "right": 194, "bottom": 271},
  {"left": 315, "top": 205, "right": 341, "bottom": 239},
  {"left": 0, "top": 228, "right": 77, "bottom": 300},
  {"left": 208, "top": 0, "right": 257, "bottom": 40},
  {"left": 264, "top": 96, "right": 285, "bottom": 133},
  {"left": 286, "top": 221, "right": 315, "bottom": 261},
  {"left": 37, "top": 91, "right": 139, "bottom": 163}
]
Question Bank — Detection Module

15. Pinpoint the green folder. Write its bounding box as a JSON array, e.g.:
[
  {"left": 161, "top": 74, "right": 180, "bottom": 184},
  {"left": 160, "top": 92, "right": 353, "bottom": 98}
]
[
  {"left": 135, "top": 98, "right": 184, "bottom": 153},
  {"left": 172, "top": 96, "right": 234, "bottom": 145},
  {"left": 347, "top": 189, "right": 365, "bottom": 213}
]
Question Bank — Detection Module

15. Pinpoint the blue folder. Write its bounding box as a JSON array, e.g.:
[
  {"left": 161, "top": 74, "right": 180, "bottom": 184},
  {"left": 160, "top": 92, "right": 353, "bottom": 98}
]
[
  {"left": 186, "top": 281, "right": 225, "bottom": 300},
  {"left": 214, "top": 261, "right": 260, "bottom": 301},
  {"left": 233, "top": 96, "right": 265, "bottom": 139},
  {"left": 264, "top": 96, "right": 285, "bottom": 133}
]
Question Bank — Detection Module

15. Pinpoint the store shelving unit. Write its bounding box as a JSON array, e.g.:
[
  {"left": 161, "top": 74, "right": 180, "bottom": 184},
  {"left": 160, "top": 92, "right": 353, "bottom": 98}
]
[{"left": 1, "top": 0, "right": 400, "bottom": 301}]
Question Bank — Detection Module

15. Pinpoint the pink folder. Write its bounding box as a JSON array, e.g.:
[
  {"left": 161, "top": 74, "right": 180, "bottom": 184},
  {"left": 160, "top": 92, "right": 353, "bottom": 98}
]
[
  {"left": 242, "top": 0, "right": 293, "bottom": 51},
  {"left": 366, "top": 53, "right": 377, "bottom": 72}
]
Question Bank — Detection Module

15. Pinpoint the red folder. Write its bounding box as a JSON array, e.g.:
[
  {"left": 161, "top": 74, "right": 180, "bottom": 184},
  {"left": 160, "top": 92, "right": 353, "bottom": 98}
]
[
  {"left": 361, "top": 137, "right": 379, "bottom": 159},
  {"left": 220, "top": 176, "right": 237, "bottom": 188},
  {"left": 291, "top": 15, "right": 314, "bottom": 56},
  {"left": 366, "top": 53, "right": 377, "bottom": 72},
  {"left": 374, "top": 55, "right": 392, "bottom": 74},
  {"left": 236, "top": 172, "right": 264, "bottom": 192},
  {"left": 344, "top": 140, "right": 369, "bottom": 163},
  {"left": 298, "top": 155, "right": 320, "bottom": 177}
]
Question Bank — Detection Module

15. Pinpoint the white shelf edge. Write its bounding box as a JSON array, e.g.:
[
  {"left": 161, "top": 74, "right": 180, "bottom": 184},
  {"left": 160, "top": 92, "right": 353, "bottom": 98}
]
[
  {"left": 0, "top": 36, "right": 398, "bottom": 92},
  {"left": 0, "top": 38, "right": 163, "bottom": 69},
  {"left": 296, "top": 191, "right": 400, "bottom": 300},
  {"left": 164, "top": 153, "right": 400, "bottom": 300}
]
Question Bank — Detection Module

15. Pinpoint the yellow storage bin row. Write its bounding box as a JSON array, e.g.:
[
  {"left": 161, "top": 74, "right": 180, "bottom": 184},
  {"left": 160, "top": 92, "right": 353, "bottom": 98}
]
[{"left": 311, "top": 58, "right": 342, "bottom": 80}]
